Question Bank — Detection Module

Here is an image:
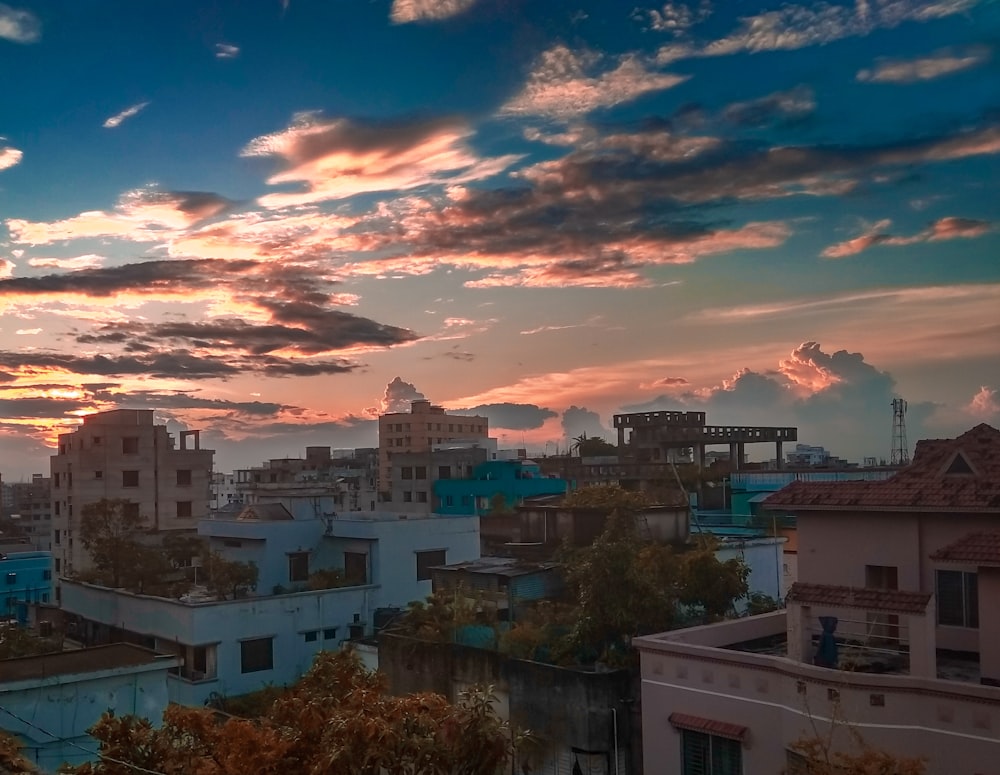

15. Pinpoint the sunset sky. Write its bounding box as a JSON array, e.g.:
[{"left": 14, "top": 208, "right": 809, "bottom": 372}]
[{"left": 1, "top": 0, "right": 998, "bottom": 479}]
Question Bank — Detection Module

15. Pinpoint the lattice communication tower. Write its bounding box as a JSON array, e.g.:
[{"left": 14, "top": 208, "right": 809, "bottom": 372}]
[{"left": 890, "top": 398, "right": 909, "bottom": 466}]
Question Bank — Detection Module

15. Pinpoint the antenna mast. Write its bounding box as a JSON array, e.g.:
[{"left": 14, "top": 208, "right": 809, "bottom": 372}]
[{"left": 890, "top": 398, "right": 909, "bottom": 466}]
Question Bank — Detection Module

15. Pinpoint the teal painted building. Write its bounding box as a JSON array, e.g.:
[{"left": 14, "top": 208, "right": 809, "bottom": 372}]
[
  {"left": 0, "top": 550, "right": 53, "bottom": 623},
  {"left": 433, "top": 460, "right": 567, "bottom": 516}
]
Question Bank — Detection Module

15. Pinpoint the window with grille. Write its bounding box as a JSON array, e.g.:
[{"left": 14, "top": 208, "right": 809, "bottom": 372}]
[
  {"left": 176, "top": 501, "right": 192, "bottom": 519},
  {"left": 937, "top": 570, "right": 978, "bottom": 628},
  {"left": 416, "top": 549, "right": 446, "bottom": 581},
  {"left": 240, "top": 637, "right": 273, "bottom": 673},
  {"left": 681, "top": 730, "right": 742, "bottom": 775},
  {"left": 288, "top": 552, "right": 309, "bottom": 583},
  {"left": 176, "top": 469, "right": 192, "bottom": 486}
]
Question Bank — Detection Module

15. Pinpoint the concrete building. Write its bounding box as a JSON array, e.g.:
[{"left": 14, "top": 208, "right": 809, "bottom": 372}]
[
  {"left": 60, "top": 507, "right": 481, "bottom": 706},
  {"left": 0, "top": 550, "right": 53, "bottom": 622},
  {"left": 0, "top": 644, "right": 179, "bottom": 772},
  {"left": 50, "top": 409, "right": 214, "bottom": 581},
  {"left": 388, "top": 445, "right": 489, "bottom": 514},
  {"left": 3, "top": 475, "right": 53, "bottom": 551},
  {"left": 378, "top": 400, "right": 488, "bottom": 501},
  {"left": 614, "top": 410, "right": 797, "bottom": 471},
  {"left": 634, "top": 423, "right": 1000, "bottom": 775}
]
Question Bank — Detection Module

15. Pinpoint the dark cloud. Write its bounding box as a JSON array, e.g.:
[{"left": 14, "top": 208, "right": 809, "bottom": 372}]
[
  {"left": 721, "top": 85, "right": 815, "bottom": 128},
  {"left": 457, "top": 403, "right": 557, "bottom": 430},
  {"left": 0, "top": 259, "right": 258, "bottom": 297},
  {"left": 87, "top": 389, "right": 285, "bottom": 415},
  {"left": 561, "top": 405, "right": 610, "bottom": 441}
]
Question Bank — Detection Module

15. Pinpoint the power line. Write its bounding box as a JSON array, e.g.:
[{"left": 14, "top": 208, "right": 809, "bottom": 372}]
[{"left": 0, "top": 703, "right": 167, "bottom": 775}]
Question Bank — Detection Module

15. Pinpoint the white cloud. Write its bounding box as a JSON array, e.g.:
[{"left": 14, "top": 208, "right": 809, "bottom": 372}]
[
  {"left": 966, "top": 386, "right": 999, "bottom": 419},
  {"left": 0, "top": 142, "right": 23, "bottom": 171},
  {"left": 500, "top": 45, "right": 688, "bottom": 119},
  {"left": 214, "top": 43, "right": 240, "bottom": 59},
  {"left": 0, "top": 3, "right": 40, "bottom": 43},
  {"left": 658, "top": 0, "right": 979, "bottom": 62},
  {"left": 390, "top": 0, "right": 477, "bottom": 23},
  {"left": 857, "top": 46, "right": 991, "bottom": 82},
  {"left": 103, "top": 101, "right": 150, "bottom": 129},
  {"left": 0, "top": 258, "right": 13, "bottom": 278},
  {"left": 27, "top": 254, "right": 106, "bottom": 271}
]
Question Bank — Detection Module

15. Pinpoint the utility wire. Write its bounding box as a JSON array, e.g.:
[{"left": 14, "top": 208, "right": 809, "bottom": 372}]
[{"left": 0, "top": 703, "right": 167, "bottom": 775}]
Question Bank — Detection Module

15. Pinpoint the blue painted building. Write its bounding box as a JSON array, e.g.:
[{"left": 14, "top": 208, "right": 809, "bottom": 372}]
[
  {"left": 0, "top": 550, "right": 53, "bottom": 623},
  {"left": 434, "top": 460, "right": 567, "bottom": 516}
]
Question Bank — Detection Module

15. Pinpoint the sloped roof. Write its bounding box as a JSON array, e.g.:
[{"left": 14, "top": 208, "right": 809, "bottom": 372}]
[
  {"left": 786, "top": 582, "right": 931, "bottom": 615},
  {"left": 669, "top": 713, "right": 748, "bottom": 742},
  {"left": 931, "top": 532, "right": 1000, "bottom": 566},
  {"left": 236, "top": 503, "right": 294, "bottom": 521},
  {"left": 764, "top": 424, "right": 1000, "bottom": 513}
]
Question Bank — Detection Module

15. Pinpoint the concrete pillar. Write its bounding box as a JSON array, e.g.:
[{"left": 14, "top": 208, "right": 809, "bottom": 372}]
[
  {"left": 729, "top": 442, "right": 738, "bottom": 468},
  {"left": 908, "top": 602, "right": 937, "bottom": 679},
  {"left": 979, "top": 568, "right": 1000, "bottom": 685},
  {"left": 617, "top": 426, "right": 626, "bottom": 448},
  {"left": 737, "top": 443, "right": 745, "bottom": 470},
  {"left": 787, "top": 602, "right": 812, "bottom": 663},
  {"left": 693, "top": 444, "right": 704, "bottom": 470},
  {"left": 776, "top": 440, "right": 784, "bottom": 469}
]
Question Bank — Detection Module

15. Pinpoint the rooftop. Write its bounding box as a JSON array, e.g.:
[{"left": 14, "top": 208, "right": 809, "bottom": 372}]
[
  {"left": 0, "top": 643, "right": 174, "bottom": 683},
  {"left": 431, "top": 556, "right": 560, "bottom": 578},
  {"left": 764, "top": 423, "right": 1000, "bottom": 513},
  {"left": 931, "top": 531, "right": 1000, "bottom": 566}
]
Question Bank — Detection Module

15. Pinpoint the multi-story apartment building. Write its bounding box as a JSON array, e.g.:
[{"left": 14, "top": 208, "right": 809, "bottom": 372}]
[
  {"left": 50, "top": 409, "right": 214, "bottom": 581},
  {"left": 4, "top": 474, "right": 53, "bottom": 550},
  {"left": 635, "top": 423, "right": 1000, "bottom": 775},
  {"left": 378, "top": 400, "right": 488, "bottom": 501}
]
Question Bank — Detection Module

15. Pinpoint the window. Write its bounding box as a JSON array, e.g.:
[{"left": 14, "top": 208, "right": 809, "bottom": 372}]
[
  {"left": 416, "top": 491, "right": 428, "bottom": 503},
  {"left": 344, "top": 552, "right": 367, "bottom": 585},
  {"left": 304, "top": 631, "right": 318, "bottom": 643},
  {"left": 403, "top": 491, "right": 412, "bottom": 502},
  {"left": 414, "top": 466, "right": 427, "bottom": 480},
  {"left": 123, "top": 502, "right": 140, "bottom": 519},
  {"left": 6, "top": 573, "right": 16, "bottom": 585},
  {"left": 323, "top": 628, "right": 337, "bottom": 640},
  {"left": 54, "top": 559, "right": 61, "bottom": 573},
  {"left": 401, "top": 466, "right": 413, "bottom": 480},
  {"left": 438, "top": 466, "right": 451, "bottom": 479},
  {"left": 176, "top": 469, "right": 192, "bottom": 486},
  {"left": 122, "top": 437, "right": 139, "bottom": 454},
  {"left": 937, "top": 570, "right": 978, "bottom": 628},
  {"left": 54, "top": 531, "right": 61, "bottom": 545},
  {"left": 43, "top": 570, "right": 51, "bottom": 580},
  {"left": 176, "top": 501, "right": 192, "bottom": 519},
  {"left": 416, "top": 549, "right": 446, "bottom": 581},
  {"left": 122, "top": 470, "right": 139, "bottom": 487},
  {"left": 54, "top": 502, "right": 60, "bottom": 516},
  {"left": 240, "top": 637, "right": 273, "bottom": 673},
  {"left": 92, "top": 436, "right": 102, "bottom": 446},
  {"left": 681, "top": 730, "right": 742, "bottom": 775},
  {"left": 95, "top": 470, "right": 103, "bottom": 480},
  {"left": 53, "top": 473, "right": 60, "bottom": 488},
  {"left": 288, "top": 552, "right": 309, "bottom": 583}
]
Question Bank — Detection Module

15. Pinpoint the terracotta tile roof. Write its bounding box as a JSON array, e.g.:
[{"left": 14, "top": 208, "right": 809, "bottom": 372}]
[
  {"left": 764, "top": 424, "right": 1000, "bottom": 513},
  {"left": 786, "top": 582, "right": 931, "bottom": 615},
  {"left": 668, "top": 713, "right": 748, "bottom": 742},
  {"left": 931, "top": 532, "right": 1000, "bottom": 566}
]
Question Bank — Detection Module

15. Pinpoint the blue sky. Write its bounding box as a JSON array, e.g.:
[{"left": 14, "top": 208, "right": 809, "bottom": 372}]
[{"left": 1, "top": 0, "right": 998, "bottom": 477}]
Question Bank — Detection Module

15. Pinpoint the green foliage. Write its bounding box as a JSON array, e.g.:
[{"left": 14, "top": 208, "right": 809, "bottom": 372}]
[
  {"left": 306, "top": 567, "right": 353, "bottom": 591},
  {"left": 571, "top": 434, "right": 618, "bottom": 457},
  {"left": 0, "top": 624, "right": 62, "bottom": 660},
  {"left": 676, "top": 538, "right": 749, "bottom": 620},
  {"left": 78, "top": 499, "right": 147, "bottom": 588},
  {"left": 0, "top": 729, "right": 37, "bottom": 773},
  {"left": 746, "top": 592, "right": 782, "bottom": 616},
  {"left": 200, "top": 550, "right": 258, "bottom": 600},
  {"left": 488, "top": 492, "right": 513, "bottom": 515},
  {"left": 562, "top": 484, "right": 649, "bottom": 512}
]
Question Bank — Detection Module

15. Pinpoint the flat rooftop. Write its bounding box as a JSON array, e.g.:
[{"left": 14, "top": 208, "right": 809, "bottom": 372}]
[{"left": 0, "top": 643, "right": 172, "bottom": 683}]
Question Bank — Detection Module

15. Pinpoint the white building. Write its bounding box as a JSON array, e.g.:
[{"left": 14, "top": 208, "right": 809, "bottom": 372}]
[
  {"left": 0, "top": 644, "right": 179, "bottom": 771},
  {"left": 60, "top": 509, "right": 480, "bottom": 706}
]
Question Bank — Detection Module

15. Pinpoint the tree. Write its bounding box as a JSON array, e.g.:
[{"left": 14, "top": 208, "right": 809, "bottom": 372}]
[
  {"left": 68, "top": 650, "right": 521, "bottom": 775},
  {"left": 78, "top": 499, "right": 147, "bottom": 588},
  {"left": 0, "top": 729, "right": 36, "bottom": 774},
  {"left": 200, "top": 549, "right": 258, "bottom": 600}
]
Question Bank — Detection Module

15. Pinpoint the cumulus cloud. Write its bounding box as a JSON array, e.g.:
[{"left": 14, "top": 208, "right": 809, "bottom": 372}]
[
  {"left": 641, "top": 376, "right": 690, "bottom": 389},
  {"left": 857, "top": 46, "right": 991, "bottom": 83},
  {"left": 214, "top": 43, "right": 240, "bottom": 59},
  {"left": 500, "top": 45, "right": 688, "bottom": 119},
  {"left": 378, "top": 376, "right": 426, "bottom": 414},
  {"left": 0, "top": 142, "right": 23, "bottom": 171},
  {"left": 561, "top": 405, "right": 610, "bottom": 441},
  {"left": 0, "top": 3, "right": 40, "bottom": 43},
  {"left": 27, "top": 254, "right": 106, "bottom": 271},
  {"left": 0, "top": 259, "right": 13, "bottom": 279},
  {"left": 103, "top": 101, "right": 150, "bottom": 129},
  {"left": 640, "top": 1, "right": 712, "bottom": 34},
  {"left": 966, "top": 386, "right": 999, "bottom": 419},
  {"left": 242, "top": 112, "right": 520, "bottom": 207},
  {"left": 657, "top": 0, "right": 978, "bottom": 63},
  {"left": 390, "top": 0, "right": 477, "bottom": 23},
  {"left": 822, "top": 216, "right": 991, "bottom": 257}
]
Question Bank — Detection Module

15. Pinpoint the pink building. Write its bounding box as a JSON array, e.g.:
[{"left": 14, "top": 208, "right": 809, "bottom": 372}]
[{"left": 635, "top": 424, "right": 1000, "bottom": 774}]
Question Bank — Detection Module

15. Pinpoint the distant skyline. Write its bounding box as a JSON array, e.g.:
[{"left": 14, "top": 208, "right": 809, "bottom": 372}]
[{"left": 1, "top": 0, "right": 999, "bottom": 479}]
